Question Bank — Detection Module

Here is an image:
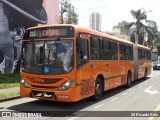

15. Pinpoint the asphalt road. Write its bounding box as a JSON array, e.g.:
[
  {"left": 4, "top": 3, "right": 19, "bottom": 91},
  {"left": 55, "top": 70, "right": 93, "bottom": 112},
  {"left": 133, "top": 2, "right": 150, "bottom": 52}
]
[{"left": 0, "top": 69, "right": 160, "bottom": 120}]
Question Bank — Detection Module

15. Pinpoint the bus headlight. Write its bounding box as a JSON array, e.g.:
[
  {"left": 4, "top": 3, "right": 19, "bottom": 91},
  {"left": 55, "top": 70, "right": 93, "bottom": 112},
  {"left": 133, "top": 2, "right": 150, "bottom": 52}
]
[
  {"left": 21, "top": 79, "right": 30, "bottom": 88},
  {"left": 58, "top": 80, "right": 73, "bottom": 91}
]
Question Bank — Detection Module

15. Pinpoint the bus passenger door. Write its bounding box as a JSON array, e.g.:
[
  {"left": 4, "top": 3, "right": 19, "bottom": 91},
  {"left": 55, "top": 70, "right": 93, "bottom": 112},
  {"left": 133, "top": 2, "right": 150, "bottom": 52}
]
[{"left": 76, "top": 34, "right": 93, "bottom": 99}]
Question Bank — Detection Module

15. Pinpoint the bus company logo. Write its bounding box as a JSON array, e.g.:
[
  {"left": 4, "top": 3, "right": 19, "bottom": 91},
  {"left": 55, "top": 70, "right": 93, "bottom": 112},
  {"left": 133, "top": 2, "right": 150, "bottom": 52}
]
[
  {"left": 25, "top": 75, "right": 43, "bottom": 83},
  {"left": 1, "top": 112, "right": 42, "bottom": 118},
  {"left": 2, "top": 112, "right": 11, "bottom": 117}
]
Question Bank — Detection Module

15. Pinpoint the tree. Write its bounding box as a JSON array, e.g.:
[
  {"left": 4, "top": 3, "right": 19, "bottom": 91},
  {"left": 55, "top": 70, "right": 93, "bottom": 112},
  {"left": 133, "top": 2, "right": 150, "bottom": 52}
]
[
  {"left": 65, "top": 5, "right": 78, "bottom": 24},
  {"left": 60, "top": 0, "right": 78, "bottom": 24},
  {"left": 127, "top": 9, "right": 160, "bottom": 46},
  {"left": 127, "top": 9, "right": 148, "bottom": 45},
  {"left": 144, "top": 20, "right": 159, "bottom": 47}
]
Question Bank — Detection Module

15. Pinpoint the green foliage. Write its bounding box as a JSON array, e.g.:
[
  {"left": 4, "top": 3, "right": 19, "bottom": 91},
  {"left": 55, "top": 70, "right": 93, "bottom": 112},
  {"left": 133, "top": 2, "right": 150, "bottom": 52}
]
[
  {"left": 0, "top": 83, "right": 19, "bottom": 89},
  {"left": 60, "top": 0, "right": 78, "bottom": 24},
  {"left": 0, "top": 91, "right": 19, "bottom": 100},
  {"left": 130, "top": 9, "right": 147, "bottom": 21},
  {"left": 145, "top": 20, "right": 159, "bottom": 47},
  {"left": 0, "top": 74, "right": 20, "bottom": 83},
  {"left": 128, "top": 9, "right": 160, "bottom": 47},
  {"left": 65, "top": 5, "right": 78, "bottom": 24},
  {"left": 155, "top": 39, "right": 160, "bottom": 46},
  {"left": 0, "top": 74, "right": 20, "bottom": 89}
]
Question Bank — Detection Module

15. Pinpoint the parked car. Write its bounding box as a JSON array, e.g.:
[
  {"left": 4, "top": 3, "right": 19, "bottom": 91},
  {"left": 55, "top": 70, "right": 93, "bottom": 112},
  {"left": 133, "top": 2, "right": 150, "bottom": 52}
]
[{"left": 153, "top": 61, "right": 160, "bottom": 70}]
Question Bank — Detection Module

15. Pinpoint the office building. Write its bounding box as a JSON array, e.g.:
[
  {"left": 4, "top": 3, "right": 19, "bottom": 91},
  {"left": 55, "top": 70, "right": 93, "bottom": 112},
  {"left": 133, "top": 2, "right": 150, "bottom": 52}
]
[{"left": 89, "top": 12, "right": 102, "bottom": 31}]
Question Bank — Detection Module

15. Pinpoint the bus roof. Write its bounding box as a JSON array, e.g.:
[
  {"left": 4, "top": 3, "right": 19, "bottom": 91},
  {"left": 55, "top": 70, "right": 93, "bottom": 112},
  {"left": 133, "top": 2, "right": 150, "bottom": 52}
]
[
  {"left": 137, "top": 44, "right": 150, "bottom": 50},
  {"left": 26, "top": 24, "right": 150, "bottom": 48},
  {"left": 27, "top": 24, "right": 133, "bottom": 45}
]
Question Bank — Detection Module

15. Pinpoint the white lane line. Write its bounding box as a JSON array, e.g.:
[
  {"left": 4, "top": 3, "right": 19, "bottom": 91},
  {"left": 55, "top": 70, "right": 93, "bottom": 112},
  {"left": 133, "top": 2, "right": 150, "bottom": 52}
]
[
  {"left": 94, "top": 103, "right": 105, "bottom": 109},
  {"left": 68, "top": 117, "right": 78, "bottom": 120},
  {"left": 146, "top": 85, "right": 153, "bottom": 90},
  {"left": 110, "top": 97, "right": 118, "bottom": 102},
  {"left": 122, "top": 92, "right": 128, "bottom": 96}
]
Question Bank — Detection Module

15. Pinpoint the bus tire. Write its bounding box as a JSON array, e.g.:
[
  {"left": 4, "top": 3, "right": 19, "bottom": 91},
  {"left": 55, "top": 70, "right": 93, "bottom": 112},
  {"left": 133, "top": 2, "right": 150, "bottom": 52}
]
[
  {"left": 92, "top": 77, "right": 103, "bottom": 101},
  {"left": 125, "top": 72, "right": 132, "bottom": 88}
]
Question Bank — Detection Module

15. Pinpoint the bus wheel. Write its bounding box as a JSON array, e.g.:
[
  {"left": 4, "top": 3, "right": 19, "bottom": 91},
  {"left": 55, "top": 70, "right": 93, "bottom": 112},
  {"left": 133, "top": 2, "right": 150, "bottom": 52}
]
[
  {"left": 93, "top": 78, "right": 103, "bottom": 101},
  {"left": 125, "top": 72, "right": 132, "bottom": 88}
]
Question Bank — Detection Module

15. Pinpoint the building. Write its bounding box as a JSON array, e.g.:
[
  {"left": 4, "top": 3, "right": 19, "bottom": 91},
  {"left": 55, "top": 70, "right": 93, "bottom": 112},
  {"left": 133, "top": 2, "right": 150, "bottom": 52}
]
[
  {"left": 112, "top": 20, "right": 131, "bottom": 41},
  {"left": 89, "top": 12, "right": 102, "bottom": 31}
]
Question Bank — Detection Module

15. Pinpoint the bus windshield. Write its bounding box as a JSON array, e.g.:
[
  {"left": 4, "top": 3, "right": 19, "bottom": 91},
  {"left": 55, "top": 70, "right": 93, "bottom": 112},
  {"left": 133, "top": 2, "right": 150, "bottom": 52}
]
[{"left": 21, "top": 40, "right": 74, "bottom": 75}]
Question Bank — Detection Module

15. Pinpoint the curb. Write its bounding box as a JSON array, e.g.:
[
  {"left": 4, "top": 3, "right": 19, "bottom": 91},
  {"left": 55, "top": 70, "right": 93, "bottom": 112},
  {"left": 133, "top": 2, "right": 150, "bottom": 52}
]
[{"left": 0, "top": 96, "right": 21, "bottom": 102}]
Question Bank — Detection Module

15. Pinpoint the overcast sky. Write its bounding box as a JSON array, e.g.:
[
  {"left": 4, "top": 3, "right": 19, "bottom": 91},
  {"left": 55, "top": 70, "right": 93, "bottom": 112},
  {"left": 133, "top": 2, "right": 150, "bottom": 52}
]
[{"left": 69, "top": 0, "right": 160, "bottom": 32}]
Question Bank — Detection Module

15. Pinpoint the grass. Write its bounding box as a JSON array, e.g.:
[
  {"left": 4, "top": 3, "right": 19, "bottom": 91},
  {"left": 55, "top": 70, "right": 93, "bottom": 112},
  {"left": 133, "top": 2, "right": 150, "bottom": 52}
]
[
  {"left": 0, "top": 83, "right": 19, "bottom": 89},
  {"left": 0, "top": 91, "right": 20, "bottom": 100},
  {"left": 0, "top": 74, "right": 20, "bottom": 99},
  {"left": 0, "top": 74, "right": 20, "bottom": 89}
]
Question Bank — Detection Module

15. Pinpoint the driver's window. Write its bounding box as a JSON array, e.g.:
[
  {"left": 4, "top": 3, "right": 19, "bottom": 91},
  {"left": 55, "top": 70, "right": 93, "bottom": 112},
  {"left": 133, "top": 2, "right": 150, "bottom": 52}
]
[{"left": 76, "top": 36, "right": 89, "bottom": 68}]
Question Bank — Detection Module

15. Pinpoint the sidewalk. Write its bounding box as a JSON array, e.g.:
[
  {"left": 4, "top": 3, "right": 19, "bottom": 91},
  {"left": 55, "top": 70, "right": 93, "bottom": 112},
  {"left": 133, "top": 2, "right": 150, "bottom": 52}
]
[
  {"left": 0, "top": 87, "right": 20, "bottom": 101},
  {"left": 0, "top": 87, "right": 19, "bottom": 94}
]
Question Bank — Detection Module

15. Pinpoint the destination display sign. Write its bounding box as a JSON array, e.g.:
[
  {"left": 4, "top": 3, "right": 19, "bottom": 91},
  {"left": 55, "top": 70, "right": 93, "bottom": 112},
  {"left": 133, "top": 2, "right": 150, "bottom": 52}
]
[{"left": 23, "top": 26, "right": 74, "bottom": 39}]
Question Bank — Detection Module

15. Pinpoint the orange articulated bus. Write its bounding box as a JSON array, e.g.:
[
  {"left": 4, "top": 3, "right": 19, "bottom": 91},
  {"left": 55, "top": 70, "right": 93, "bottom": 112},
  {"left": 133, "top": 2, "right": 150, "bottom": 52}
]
[{"left": 20, "top": 24, "right": 152, "bottom": 102}]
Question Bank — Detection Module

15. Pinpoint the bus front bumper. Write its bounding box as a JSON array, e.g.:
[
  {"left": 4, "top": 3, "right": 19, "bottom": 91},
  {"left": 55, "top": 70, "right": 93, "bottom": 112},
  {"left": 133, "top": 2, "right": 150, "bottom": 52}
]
[{"left": 20, "top": 85, "right": 78, "bottom": 102}]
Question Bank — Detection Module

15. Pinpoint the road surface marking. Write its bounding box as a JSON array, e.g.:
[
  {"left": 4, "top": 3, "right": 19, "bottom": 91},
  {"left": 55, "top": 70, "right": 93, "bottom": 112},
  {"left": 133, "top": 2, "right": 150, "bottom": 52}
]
[
  {"left": 144, "top": 85, "right": 159, "bottom": 95},
  {"left": 146, "top": 85, "right": 154, "bottom": 90},
  {"left": 148, "top": 103, "right": 160, "bottom": 120},
  {"left": 94, "top": 103, "right": 105, "bottom": 109},
  {"left": 68, "top": 117, "right": 78, "bottom": 120},
  {"left": 122, "top": 92, "right": 128, "bottom": 96},
  {"left": 110, "top": 97, "right": 118, "bottom": 102},
  {"left": 155, "top": 105, "right": 160, "bottom": 111}
]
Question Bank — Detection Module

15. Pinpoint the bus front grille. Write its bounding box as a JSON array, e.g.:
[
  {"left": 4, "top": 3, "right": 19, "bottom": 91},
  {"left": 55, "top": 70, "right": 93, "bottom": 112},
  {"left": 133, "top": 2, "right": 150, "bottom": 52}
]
[
  {"left": 31, "top": 85, "right": 57, "bottom": 89},
  {"left": 31, "top": 90, "right": 54, "bottom": 98}
]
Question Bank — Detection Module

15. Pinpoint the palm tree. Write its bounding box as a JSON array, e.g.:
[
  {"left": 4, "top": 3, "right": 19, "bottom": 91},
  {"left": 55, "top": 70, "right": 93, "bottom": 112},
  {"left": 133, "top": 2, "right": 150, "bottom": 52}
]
[{"left": 127, "top": 9, "right": 148, "bottom": 45}]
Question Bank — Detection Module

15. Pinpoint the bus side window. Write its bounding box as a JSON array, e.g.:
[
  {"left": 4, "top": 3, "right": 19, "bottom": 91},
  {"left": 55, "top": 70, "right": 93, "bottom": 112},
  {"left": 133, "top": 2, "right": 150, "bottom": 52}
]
[
  {"left": 76, "top": 37, "right": 89, "bottom": 68},
  {"left": 110, "top": 41, "right": 117, "bottom": 60},
  {"left": 120, "top": 44, "right": 125, "bottom": 60},
  {"left": 90, "top": 36, "right": 100, "bottom": 60}
]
